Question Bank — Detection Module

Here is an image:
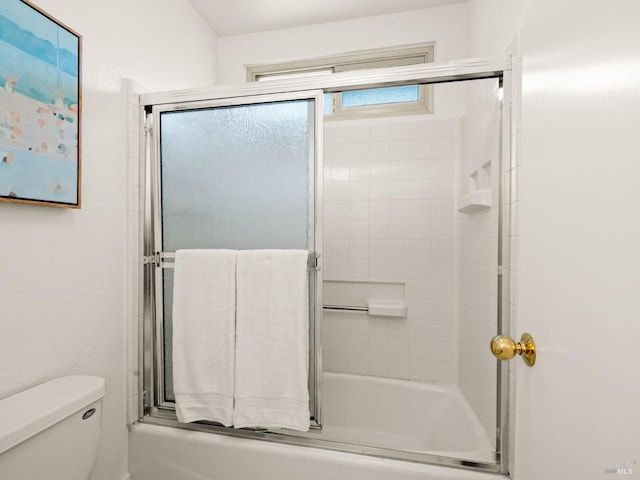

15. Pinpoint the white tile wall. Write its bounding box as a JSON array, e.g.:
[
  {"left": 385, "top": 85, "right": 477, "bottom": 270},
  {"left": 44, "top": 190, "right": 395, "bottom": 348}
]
[
  {"left": 323, "top": 115, "right": 462, "bottom": 384},
  {"left": 124, "top": 79, "right": 144, "bottom": 425}
]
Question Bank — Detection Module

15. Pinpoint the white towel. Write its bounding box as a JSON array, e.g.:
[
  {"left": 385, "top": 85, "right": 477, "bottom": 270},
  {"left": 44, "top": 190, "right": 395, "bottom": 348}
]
[
  {"left": 233, "top": 249, "right": 310, "bottom": 431},
  {"left": 172, "top": 249, "right": 237, "bottom": 426}
]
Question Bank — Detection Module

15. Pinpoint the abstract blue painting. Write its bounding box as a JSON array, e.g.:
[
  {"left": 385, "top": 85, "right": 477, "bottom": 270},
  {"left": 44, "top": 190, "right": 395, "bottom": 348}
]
[{"left": 0, "top": 0, "right": 81, "bottom": 208}]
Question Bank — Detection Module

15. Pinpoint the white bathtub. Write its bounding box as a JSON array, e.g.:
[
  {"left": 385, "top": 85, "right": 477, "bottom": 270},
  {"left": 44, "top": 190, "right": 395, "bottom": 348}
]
[
  {"left": 130, "top": 373, "right": 500, "bottom": 480},
  {"left": 317, "top": 373, "right": 493, "bottom": 459}
]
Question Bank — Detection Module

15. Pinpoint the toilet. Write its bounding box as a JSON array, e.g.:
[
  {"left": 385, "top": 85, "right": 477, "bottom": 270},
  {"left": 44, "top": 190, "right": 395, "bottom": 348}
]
[{"left": 0, "top": 375, "right": 106, "bottom": 479}]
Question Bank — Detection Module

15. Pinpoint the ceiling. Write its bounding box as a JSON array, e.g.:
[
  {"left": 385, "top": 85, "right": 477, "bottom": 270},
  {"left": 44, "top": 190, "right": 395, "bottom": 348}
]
[{"left": 187, "top": 0, "right": 466, "bottom": 36}]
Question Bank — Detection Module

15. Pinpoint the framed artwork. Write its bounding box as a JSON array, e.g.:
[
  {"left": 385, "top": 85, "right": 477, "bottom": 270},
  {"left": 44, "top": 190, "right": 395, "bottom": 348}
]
[{"left": 0, "top": 0, "right": 81, "bottom": 208}]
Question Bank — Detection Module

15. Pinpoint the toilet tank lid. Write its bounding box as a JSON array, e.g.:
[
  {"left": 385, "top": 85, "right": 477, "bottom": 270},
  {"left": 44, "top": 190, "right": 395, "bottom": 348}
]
[{"left": 0, "top": 375, "right": 106, "bottom": 455}]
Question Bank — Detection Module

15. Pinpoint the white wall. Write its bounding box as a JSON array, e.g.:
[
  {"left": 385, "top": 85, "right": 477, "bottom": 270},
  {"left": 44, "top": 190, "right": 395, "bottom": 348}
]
[
  {"left": 217, "top": 4, "right": 469, "bottom": 85},
  {"left": 0, "top": 2, "right": 217, "bottom": 480},
  {"left": 515, "top": 0, "right": 640, "bottom": 478},
  {"left": 466, "top": 0, "right": 522, "bottom": 58},
  {"left": 467, "top": 0, "right": 640, "bottom": 478}
]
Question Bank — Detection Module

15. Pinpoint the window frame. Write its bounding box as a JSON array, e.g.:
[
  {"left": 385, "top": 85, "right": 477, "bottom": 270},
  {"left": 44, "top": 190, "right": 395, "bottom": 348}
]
[{"left": 246, "top": 44, "right": 435, "bottom": 119}]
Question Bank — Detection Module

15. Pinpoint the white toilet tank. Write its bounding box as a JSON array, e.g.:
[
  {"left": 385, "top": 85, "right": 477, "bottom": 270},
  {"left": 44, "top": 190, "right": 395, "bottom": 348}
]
[{"left": 0, "top": 375, "right": 106, "bottom": 480}]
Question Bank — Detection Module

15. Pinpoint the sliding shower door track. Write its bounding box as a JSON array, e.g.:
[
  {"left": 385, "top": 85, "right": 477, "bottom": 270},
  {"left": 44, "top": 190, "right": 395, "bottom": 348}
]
[{"left": 139, "top": 413, "right": 502, "bottom": 475}]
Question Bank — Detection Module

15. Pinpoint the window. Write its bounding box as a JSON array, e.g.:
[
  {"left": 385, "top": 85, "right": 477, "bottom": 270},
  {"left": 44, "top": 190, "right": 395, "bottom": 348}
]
[{"left": 247, "top": 44, "right": 434, "bottom": 119}]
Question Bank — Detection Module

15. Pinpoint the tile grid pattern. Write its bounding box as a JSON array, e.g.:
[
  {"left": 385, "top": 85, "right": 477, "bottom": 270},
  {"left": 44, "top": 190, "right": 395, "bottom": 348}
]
[
  {"left": 322, "top": 116, "right": 461, "bottom": 384},
  {"left": 125, "top": 80, "right": 144, "bottom": 426}
]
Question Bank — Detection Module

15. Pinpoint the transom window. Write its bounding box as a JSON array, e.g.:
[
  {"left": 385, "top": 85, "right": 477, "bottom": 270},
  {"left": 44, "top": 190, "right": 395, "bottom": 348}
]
[{"left": 246, "top": 44, "right": 434, "bottom": 119}]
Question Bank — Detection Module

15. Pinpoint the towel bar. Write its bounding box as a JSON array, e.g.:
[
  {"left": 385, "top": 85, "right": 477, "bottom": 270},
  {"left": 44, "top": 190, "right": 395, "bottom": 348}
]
[
  {"left": 323, "top": 300, "right": 408, "bottom": 317},
  {"left": 144, "top": 251, "right": 320, "bottom": 272}
]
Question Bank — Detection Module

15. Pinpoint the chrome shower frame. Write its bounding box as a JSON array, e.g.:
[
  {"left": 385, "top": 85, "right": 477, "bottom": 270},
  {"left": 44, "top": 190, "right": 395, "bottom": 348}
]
[{"left": 139, "top": 55, "right": 515, "bottom": 476}]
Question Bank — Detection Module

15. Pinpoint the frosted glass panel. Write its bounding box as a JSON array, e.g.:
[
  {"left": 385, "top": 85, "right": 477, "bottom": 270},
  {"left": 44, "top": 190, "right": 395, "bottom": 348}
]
[
  {"left": 159, "top": 98, "right": 315, "bottom": 401},
  {"left": 341, "top": 86, "right": 419, "bottom": 108},
  {"left": 160, "top": 99, "right": 314, "bottom": 252}
]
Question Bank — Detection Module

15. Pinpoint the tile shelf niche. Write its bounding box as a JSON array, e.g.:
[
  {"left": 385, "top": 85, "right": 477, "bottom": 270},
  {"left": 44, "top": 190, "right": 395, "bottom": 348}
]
[
  {"left": 323, "top": 279, "right": 407, "bottom": 318},
  {"left": 458, "top": 160, "right": 492, "bottom": 214}
]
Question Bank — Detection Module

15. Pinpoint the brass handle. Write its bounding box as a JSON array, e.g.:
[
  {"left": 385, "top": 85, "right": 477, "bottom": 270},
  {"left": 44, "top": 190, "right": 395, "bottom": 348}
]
[{"left": 490, "top": 333, "right": 536, "bottom": 366}]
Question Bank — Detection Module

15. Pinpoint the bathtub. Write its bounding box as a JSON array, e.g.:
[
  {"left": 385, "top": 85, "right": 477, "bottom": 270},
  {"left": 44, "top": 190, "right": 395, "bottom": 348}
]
[
  {"left": 316, "top": 373, "right": 493, "bottom": 459},
  {"left": 130, "top": 373, "right": 500, "bottom": 480}
]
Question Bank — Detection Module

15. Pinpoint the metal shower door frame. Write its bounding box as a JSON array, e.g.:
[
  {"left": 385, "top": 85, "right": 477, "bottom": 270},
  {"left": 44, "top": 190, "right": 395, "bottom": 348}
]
[
  {"left": 143, "top": 90, "right": 324, "bottom": 427},
  {"left": 139, "top": 55, "right": 514, "bottom": 475}
]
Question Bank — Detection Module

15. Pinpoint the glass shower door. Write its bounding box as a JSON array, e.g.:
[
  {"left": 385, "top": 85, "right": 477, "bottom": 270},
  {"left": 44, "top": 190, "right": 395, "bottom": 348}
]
[
  {"left": 147, "top": 91, "right": 323, "bottom": 424},
  {"left": 141, "top": 56, "right": 513, "bottom": 475}
]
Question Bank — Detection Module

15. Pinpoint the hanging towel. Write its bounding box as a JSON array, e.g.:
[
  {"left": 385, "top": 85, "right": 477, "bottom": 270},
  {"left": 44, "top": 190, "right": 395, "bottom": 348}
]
[
  {"left": 233, "top": 249, "right": 310, "bottom": 432},
  {"left": 172, "top": 249, "right": 237, "bottom": 426}
]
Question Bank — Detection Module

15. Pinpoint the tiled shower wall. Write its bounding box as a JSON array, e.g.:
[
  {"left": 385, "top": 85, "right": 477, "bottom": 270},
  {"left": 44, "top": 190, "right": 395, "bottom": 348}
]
[
  {"left": 457, "top": 78, "right": 501, "bottom": 442},
  {"left": 125, "top": 79, "right": 144, "bottom": 426},
  {"left": 322, "top": 116, "right": 462, "bottom": 384}
]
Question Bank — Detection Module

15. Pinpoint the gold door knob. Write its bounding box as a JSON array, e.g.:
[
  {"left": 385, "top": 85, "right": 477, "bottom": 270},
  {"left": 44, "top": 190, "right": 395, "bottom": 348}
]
[{"left": 490, "top": 333, "right": 536, "bottom": 366}]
